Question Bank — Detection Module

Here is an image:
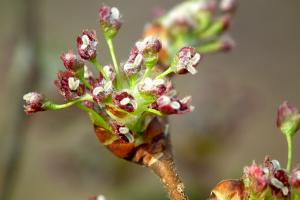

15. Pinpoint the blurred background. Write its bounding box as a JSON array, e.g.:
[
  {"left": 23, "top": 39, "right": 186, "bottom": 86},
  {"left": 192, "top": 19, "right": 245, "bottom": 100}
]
[{"left": 0, "top": 0, "right": 300, "bottom": 199}]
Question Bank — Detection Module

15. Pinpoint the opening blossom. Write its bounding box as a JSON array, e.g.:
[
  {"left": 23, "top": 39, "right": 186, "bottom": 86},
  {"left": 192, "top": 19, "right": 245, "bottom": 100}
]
[{"left": 23, "top": 4, "right": 201, "bottom": 164}]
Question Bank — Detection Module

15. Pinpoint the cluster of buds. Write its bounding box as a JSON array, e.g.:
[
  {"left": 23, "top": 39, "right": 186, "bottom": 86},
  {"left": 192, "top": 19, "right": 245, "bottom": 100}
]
[
  {"left": 23, "top": 5, "right": 201, "bottom": 166},
  {"left": 143, "top": 0, "right": 237, "bottom": 66},
  {"left": 243, "top": 158, "right": 300, "bottom": 200}
]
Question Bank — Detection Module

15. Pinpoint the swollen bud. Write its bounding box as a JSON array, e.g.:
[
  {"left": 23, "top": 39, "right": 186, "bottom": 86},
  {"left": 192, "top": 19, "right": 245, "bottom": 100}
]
[
  {"left": 77, "top": 30, "right": 98, "bottom": 60},
  {"left": 277, "top": 101, "right": 300, "bottom": 137},
  {"left": 60, "top": 51, "right": 84, "bottom": 71},
  {"left": 172, "top": 47, "right": 201, "bottom": 75},
  {"left": 23, "top": 92, "right": 48, "bottom": 114},
  {"left": 99, "top": 5, "right": 122, "bottom": 39}
]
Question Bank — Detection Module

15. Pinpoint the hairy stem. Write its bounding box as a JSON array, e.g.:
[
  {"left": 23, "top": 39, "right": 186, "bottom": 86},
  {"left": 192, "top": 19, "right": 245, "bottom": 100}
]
[{"left": 148, "top": 135, "right": 188, "bottom": 200}]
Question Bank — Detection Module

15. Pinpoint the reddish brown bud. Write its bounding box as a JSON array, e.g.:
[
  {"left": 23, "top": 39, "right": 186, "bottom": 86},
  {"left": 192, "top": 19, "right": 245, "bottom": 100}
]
[
  {"left": 277, "top": 101, "right": 300, "bottom": 137},
  {"left": 77, "top": 30, "right": 98, "bottom": 60},
  {"left": 99, "top": 5, "right": 122, "bottom": 39},
  {"left": 23, "top": 92, "right": 47, "bottom": 114},
  {"left": 174, "top": 47, "right": 201, "bottom": 75},
  {"left": 60, "top": 51, "right": 84, "bottom": 71},
  {"left": 112, "top": 91, "right": 136, "bottom": 113}
]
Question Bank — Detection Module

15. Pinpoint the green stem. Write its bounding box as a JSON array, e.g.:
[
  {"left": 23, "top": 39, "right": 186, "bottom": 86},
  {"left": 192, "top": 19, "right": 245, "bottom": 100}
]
[
  {"left": 146, "top": 108, "right": 163, "bottom": 117},
  {"left": 76, "top": 103, "right": 111, "bottom": 131},
  {"left": 155, "top": 68, "right": 174, "bottom": 80},
  {"left": 90, "top": 59, "right": 109, "bottom": 80},
  {"left": 106, "top": 38, "right": 122, "bottom": 89},
  {"left": 286, "top": 135, "right": 293, "bottom": 172},
  {"left": 142, "top": 68, "right": 151, "bottom": 81},
  {"left": 46, "top": 94, "right": 93, "bottom": 110}
]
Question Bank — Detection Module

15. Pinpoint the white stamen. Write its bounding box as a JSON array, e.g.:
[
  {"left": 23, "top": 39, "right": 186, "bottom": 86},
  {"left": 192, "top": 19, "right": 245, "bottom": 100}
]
[
  {"left": 96, "top": 195, "right": 106, "bottom": 200},
  {"left": 270, "top": 177, "right": 285, "bottom": 189},
  {"left": 93, "top": 86, "right": 104, "bottom": 96},
  {"left": 23, "top": 93, "right": 35, "bottom": 102},
  {"left": 124, "top": 133, "right": 134, "bottom": 143},
  {"left": 119, "top": 127, "right": 129, "bottom": 134},
  {"left": 110, "top": 7, "right": 120, "bottom": 20},
  {"left": 281, "top": 186, "right": 289, "bottom": 196},
  {"left": 186, "top": 65, "right": 197, "bottom": 75},
  {"left": 191, "top": 53, "right": 201, "bottom": 65},
  {"left": 271, "top": 160, "right": 281, "bottom": 170},
  {"left": 103, "top": 65, "right": 112, "bottom": 77},
  {"left": 81, "top": 35, "right": 90, "bottom": 50},
  {"left": 142, "top": 78, "right": 154, "bottom": 91},
  {"left": 84, "top": 65, "right": 89, "bottom": 78},
  {"left": 159, "top": 96, "right": 171, "bottom": 105},
  {"left": 180, "top": 96, "right": 192, "bottom": 104},
  {"left": 153, "top": 79, "right": 165, "bottom": 86},
  {"left": 68, "top": 77, "right": 80, "bottom": 91},
  {"left": 170, "top": 101, "right": 181, "bottom": 110},
  {"left": 133, "top": 54, "right": 143, "bottom": 66},
  {"left": 120, "top": 97, "right": 130, "bottom": 105},
  {"left": 104, "top": 81, "right": 113, "bottom": 92},
  {"left": 295, "top": 171, "right": 300, "bottom": 180},
  {"left": 262, "top": 167, "right": 269, "bottom": 176}
]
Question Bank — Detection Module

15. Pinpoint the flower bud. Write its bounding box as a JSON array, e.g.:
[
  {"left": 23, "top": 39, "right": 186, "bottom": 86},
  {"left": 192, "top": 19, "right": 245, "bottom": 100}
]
[
  {"left": 173, "top": 47, "right": 201, "bottom": 75},
  {"left": 92, "top": 80, "right": 113, "bottom": 104},
  {"left": 54, "top": 71, "right": 85, "bottom": 100},
  {"left": 277, "top": 101, "right": 300, "bottom": 137},
  {"left": 135, "top": 36, "right": 162, "bottom": 67},
  {"left": 99, "top": 5, "right": 122, "bottom": 39},
  {"left": 152, "top": 95, "right": 194, "bottom": 115},
  {"left": 60, "top": 51, "right": 84, "bottom": 71},
  {"left": 138, "top": 77, "right": 171, "bottom": 96},
  {"left": 23, "top": 92, "right": 47, "bottom": 114},
  {"left": 77, "top": 30, "right": 98, "bottom": 60},
  {"left": 112, "top": 91, "right": 137, "bottom": 113},
  {"left": 243, "top": 162, "right": 268, "bottom": 193},
  {"left": 291, "top": 170, "right": 300, "bottom": 190},
  {"left": 111, "top": 123, "right": 134, "bottom": 143},
  {"left": 123, "top": 53, "right": 143, "bottom": 76}
]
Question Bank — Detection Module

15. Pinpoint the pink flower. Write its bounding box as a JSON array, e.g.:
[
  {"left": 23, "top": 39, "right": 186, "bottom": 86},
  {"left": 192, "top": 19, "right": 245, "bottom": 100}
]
[
  {"left": 54, "top": 71, "right": 85, "bottom": 100},
  {"left": 244, "top": 162, "right": 268, "bottom": 193},
  {"left": 23, "top": 92, "right": 47, "bottom": 114},
  {"left": 77, "top": 30, "right": 98, "bottom": 60},
  {"left": 60, "top": 51, "right": 84, "bottom": 71},
  {"left": 112, "top": 91, "right": 137, "bottom": 113},
  {"left": 111, "top": 123, "right": 134, "bottom": 143},
  {"left": 277, "top": 101, "right": 300, "bottom": 136},
  {"left": 174, "top": 47, "right": 201, "bottom": 75},
  {"left": 99, "top": 5, "right": 122, "bottom": 38},
  {"left": 152, "top": 95, "right": 194, "bottom": 115}
]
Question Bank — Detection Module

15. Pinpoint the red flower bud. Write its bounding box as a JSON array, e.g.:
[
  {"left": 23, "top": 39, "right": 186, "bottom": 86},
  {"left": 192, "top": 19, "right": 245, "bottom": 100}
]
[
  {"left": 77, "top": 30, "right": 98, "bottom": 60},
  {"left": 60, "top": 51, "right": 84, "bottom": 71},
  {"left": 111, "top": 123, "right": 134, "bottom": 143},
  {"left": 92, "top": 80, "right": 113, "bottom": 104},
  {"left": 23, "top": 92, "right": 47, "bottom": 114},
  {"left": 99, "top": 5, "right": 122, "bottom": 39},
  {"left": 174, "top": 47, "right": 201, "bottom": 75},
  {"left": 277, "top": 101, "right": 300, "bottom": 137},
  {"left": 112, "top": 91, "right": 136, "bottom": 113},
  {"left": 54, "top": 71, "right": 85, "bottom": 100}
]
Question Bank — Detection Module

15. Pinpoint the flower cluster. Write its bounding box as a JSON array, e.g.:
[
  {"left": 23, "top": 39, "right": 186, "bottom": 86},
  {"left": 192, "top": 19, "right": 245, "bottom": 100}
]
[
  {"left": 243, "top": 158, "right": 300, "bottom": 200},
  {"left": 23, "top": 5, "right": 201, "bottom": 159},
  {"left": 143, "top": 0, "right": 237, "bottom": 66}
]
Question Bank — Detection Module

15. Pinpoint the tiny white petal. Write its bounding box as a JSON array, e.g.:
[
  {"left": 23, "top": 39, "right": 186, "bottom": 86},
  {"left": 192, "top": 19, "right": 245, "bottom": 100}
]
[
  {"left": 93, "top": 86, "right": 104, "bottom": 96},
  {"left": 120, "top": 97, "right": 130, "bottom": 105},
  {"left": 110, "top": 7, "right": 120, "bottom": 19},
  {"left": 97, "top": 195, "right": 106, "bottom": 200},
  {"left": 82, "top": 35, "right": 90, "bottom": 45},
  {"left": 124, "top": 133, "right": 134, "bottom": 143},
  {"left": 170, "top": 101, "right": 181, "bottom": 110},
  {"left": 104, "top": 81, "right": 113, "bottom": 92},
  {"left": 271, "top": 160, "right": 281, "bottom": 170},
  {"left": 295, "top": 171, "right": 300, "bottom": 180},
  {"left": 23, "top": 93, "right": 34, "bottom": 102},
  {"left": 262, "top": 167, "right": 269, "bottom": 176},
  {"left": 135, "top": 41, "right": 145, "bottom": 51},
  {"left": 186, "top": 65, "right": 197, "bottom": 75},
  {"left": 180, "top": 96, "right": 192, "bottom": 104},
  {"left": 68, "top": 77, "right": 80, "bottom": 91},
  {"left": 282, "top": 187, "right": 289, "bottom": 196},
  {"left": 124, "top": 63, "right": 134, "bottom": 70},
  {"left": 119, "top": 127, "right": 129, "bottom": 134},
  {"left": 159, "top": 96, "right": 171, "bottom": 105},
  {"left": 133, "top": 54, "right": 143, "bottom": 66},
  {"left": 191, "top": 53, "right": 201, "bottom": 65},
  {"left": 270, "top": 177, "right": 284, "bottom": 189},
  {"left": 103, "top": 65, "right": 112, "bottom": 77},
  {"left": 142, "top": 78, "right": 154, "bottom": 91}
]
